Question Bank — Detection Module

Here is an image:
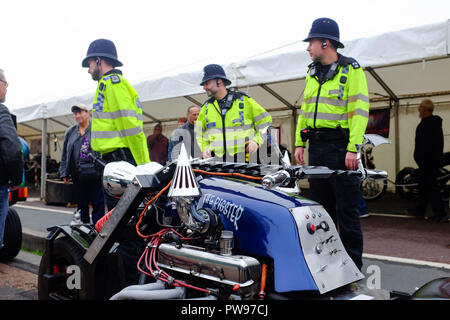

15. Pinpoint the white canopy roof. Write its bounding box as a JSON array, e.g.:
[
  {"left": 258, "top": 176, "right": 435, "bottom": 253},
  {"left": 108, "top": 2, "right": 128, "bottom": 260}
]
[{"left": 13, "top": 20, "right": 450, "bottom": 138}]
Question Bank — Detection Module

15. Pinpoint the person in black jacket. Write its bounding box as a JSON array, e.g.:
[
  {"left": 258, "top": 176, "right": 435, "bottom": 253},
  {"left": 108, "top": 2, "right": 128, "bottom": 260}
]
[
  {"left": 0, "top": 69, "right": 24, "bottom": 250},
  {"left": 412, "top": 99, "right": 447, "bottom": 222}
]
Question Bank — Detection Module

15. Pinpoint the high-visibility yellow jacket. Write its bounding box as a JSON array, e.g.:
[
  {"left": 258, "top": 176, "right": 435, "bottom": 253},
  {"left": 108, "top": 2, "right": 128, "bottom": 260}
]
[
  {"left": 295, "top": 55, "right": 369, "bottom": 152},
  {"left": 91, "top": 70, "right": 150, "bottom": 165},
  {"left": 195, "top": 91, "right": 272, "bottom": 157}
]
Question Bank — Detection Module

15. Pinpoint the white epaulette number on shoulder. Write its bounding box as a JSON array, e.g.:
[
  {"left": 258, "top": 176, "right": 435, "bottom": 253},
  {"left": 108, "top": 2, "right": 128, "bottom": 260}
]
[
  {"left": 111, "top": 75, "right": 121, "bottom": 84},
  {"left": 351, "top": 61, "right": 360, "bottom": 69}
]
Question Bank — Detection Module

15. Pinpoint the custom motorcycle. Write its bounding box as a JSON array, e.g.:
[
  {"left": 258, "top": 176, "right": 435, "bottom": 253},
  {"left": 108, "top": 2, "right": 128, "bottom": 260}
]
[
  {"left": 395, "top": 152, "right": 450, "bottom": 200},
  {"left": 37, "top": 135, "right": 449, "bottom": 300}
]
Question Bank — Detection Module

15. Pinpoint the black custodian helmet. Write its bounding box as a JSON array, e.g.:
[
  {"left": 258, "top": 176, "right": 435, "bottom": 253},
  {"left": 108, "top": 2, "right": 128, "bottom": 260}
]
[
  {"left": 82, "top": 39, "right": 123, "bottom": 68},
  {"left": 200, "top": 64, "right": 231, "bottom": 86},
  {"left": 303, "top": 18, "right": 345, "bottom": 49}
]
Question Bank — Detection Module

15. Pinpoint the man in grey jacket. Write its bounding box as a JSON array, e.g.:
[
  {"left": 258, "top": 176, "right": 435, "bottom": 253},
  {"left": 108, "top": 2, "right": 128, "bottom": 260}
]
[
  {"left": 168, "top": 105, "right": 201, "bottom": 161},
  {"left": 0, "top": 69, "right": 24, "bottom": 251}
]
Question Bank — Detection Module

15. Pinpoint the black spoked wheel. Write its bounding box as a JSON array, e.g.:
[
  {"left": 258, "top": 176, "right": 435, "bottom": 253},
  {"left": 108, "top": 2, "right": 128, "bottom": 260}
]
[
  {"left": 360, "top": 178, "right": 387, "bottom": 201},
  {"left": 395, "top": 167, "right": 419, "bottom": 199},
  {"left": 38, "top": 237, "right": 94, "bottom": 300},
  {"left": 0, "top": 207, "right": 22, "bottom": 261},
  {"left": 438, "top": 168, "right": 450, "bottom": 201}
]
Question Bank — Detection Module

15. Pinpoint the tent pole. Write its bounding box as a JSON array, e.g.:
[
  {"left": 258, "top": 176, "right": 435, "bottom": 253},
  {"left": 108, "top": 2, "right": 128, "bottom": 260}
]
[
  {"left": 40, "top": 118, "right": 47, "bottom": 200},
  {"left": 258, "top": 83, "right": 298, "bottom": 159},
  {"left": 366, "top": 67, "right": 400, "bottom": 175},
  {"left": 394, "top": 100, "right": 400, "bottom": 175},
  {"left": 291, "top": 108, "right": 297, "bottom": 159}
]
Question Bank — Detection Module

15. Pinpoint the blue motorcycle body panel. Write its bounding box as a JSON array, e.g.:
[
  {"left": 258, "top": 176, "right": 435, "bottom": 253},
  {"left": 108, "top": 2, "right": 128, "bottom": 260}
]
[{"left": 196, "top": 176, "right": 319, "bottom": 293}]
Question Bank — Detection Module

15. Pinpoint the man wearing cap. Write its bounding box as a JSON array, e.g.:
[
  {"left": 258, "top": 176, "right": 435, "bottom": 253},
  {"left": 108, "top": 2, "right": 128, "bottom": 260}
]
[
  {"left": 59, "top": 104, "right": 105, "bottom": 224},
  {"left": 294, "top": 18, "right": 370, "bottom": 270},
  {"left": 195, "top": 64, "right": 272, "bottom": 163}
]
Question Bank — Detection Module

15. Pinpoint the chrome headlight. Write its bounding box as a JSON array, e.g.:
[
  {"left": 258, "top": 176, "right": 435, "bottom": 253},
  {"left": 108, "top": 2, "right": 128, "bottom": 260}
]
[{"left": 102, "top": 161, "right": 137, "bottom": 197}]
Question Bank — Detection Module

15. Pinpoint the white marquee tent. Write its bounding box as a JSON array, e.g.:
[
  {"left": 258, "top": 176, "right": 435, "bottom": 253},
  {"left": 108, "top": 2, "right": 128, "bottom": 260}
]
[{"left": 12, "top": 20, "right": 450, "bottom": 198}]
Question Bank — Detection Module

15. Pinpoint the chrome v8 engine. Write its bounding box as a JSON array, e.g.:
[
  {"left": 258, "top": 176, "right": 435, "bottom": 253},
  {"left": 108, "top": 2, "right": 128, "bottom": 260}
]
[{"left": 157, "top": 242, "right": 261, "bottom": 288}]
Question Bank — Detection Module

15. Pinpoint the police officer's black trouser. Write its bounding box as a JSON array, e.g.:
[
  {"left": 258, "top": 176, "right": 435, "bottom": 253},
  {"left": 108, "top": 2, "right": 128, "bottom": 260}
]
[
  {"left": 308, "top": 138, "right": 363, "bottom": 270},
  {"left": 102, "top": 148, "right": 143, "bottom": 285}
]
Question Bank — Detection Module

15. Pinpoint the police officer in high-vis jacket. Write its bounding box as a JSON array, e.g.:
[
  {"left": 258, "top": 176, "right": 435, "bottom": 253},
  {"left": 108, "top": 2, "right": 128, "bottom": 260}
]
[
  {"left": 82, "top": 39, "right": 150, "bottom": 210},
  {"left": 195, "top": 64, "right": 272, "bottom": 163},
  {"left": 82, "top": 39, "right": 150, "bottom": 167},
  {"left": 294, "top": 18, "right": 370, "bottom": 270},
  {"left": 82, "top": 39, "right": 150, "bottom": 285}
]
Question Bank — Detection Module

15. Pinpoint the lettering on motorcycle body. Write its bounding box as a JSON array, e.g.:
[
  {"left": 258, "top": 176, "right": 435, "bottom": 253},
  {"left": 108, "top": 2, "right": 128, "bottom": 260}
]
[{"left": 201, "top": 193, "right": 244, "bottom": 230}]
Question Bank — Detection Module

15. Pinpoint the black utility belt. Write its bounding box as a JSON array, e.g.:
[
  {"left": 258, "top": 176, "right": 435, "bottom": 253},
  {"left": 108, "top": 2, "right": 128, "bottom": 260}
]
[
  {"left": 301, "top": 128, "right": 349, "bottom": 142},
  {"left": 102, "top": 148, "right": 133, "bottom": 162}
]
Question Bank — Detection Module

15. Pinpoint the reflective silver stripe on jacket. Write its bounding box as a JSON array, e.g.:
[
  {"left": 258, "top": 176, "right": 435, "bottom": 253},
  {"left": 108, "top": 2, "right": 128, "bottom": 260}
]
[
  {"left": 205, "top": 125, "right": 253, "bottom": 136},
  {"left": 348, "top": 94, "right": 369, "bottom": 103},
  {"left": 210, "top": 138, "right": 247, "bottom": 148},
  {"left": 204, "top": 126, "right": 255, "bottom": 141},
  {"left": 302, "top": 111, "right": 349, "bottom": 121},
  {"left": 299, "top": 109, "right": 368, "bottom": 121},
  {"left": 304, "top": 96, "right": 348, "bottom": 107},
  {"left": 255, "top": 122, "right": 271, "bottom": 131},
  {"left": 305, "top": 93, "right": 369, "bottom": 107},
  {"left": 91, "top": 126, "right": 143, "bottom": 139},
  {"left": 253, "top": 111, "right": 271, "bottom": 123},
  {"left": 92, "top": 109, "right": 144, "bottom": 122},
  {"left": 225, "top": 124, "right": 253, "bottom": 132},
  {"left": 353, "top": 108, "right": 369, "bottom": 118}
]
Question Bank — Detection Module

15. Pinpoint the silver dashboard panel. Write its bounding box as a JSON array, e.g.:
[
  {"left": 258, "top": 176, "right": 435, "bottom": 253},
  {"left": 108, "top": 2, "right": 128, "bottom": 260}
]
[{"left": 290, "top": 205, "right": 364, "bottom": 294}]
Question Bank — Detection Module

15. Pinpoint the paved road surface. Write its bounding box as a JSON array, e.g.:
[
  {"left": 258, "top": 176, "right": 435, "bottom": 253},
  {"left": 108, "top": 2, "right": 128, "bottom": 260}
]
[
  {"left": 2, "top": 252, "right": 449, "bottom": 300},
  {"left": 0, "top": 251, "right": 39, "bottom": 300}
]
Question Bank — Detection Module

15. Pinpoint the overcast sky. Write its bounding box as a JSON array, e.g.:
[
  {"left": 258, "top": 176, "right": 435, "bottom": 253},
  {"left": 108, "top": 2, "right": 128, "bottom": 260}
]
[{"left": 1, "top": 0, "right": 449, "bottom": 110}]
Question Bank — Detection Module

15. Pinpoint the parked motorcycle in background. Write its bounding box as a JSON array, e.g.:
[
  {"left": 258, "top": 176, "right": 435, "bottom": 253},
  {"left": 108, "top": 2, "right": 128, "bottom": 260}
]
[
  {"left": 395, "top": 152, "right": 450, "bottom": 200},
  {"left": 359, "top": 134, "right": 391, "bottom": 201}
]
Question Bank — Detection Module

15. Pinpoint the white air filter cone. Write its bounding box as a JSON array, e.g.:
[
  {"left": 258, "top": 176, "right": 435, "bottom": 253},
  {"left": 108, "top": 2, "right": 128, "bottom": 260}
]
[
  {"left": 168, "top": 143, "right": 201, "bottom": 197},
  {"left": 282, "top": 151, "right": 291, "bottom": 167}
]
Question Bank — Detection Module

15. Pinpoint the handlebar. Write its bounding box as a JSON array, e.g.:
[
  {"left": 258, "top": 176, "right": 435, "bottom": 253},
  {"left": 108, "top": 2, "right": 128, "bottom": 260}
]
[
  {"left": 88, "top": 152, "right": 107, "bottom": 168},
  {"left": 262, "top": 166, "right": 388, "bottom": 189}
]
